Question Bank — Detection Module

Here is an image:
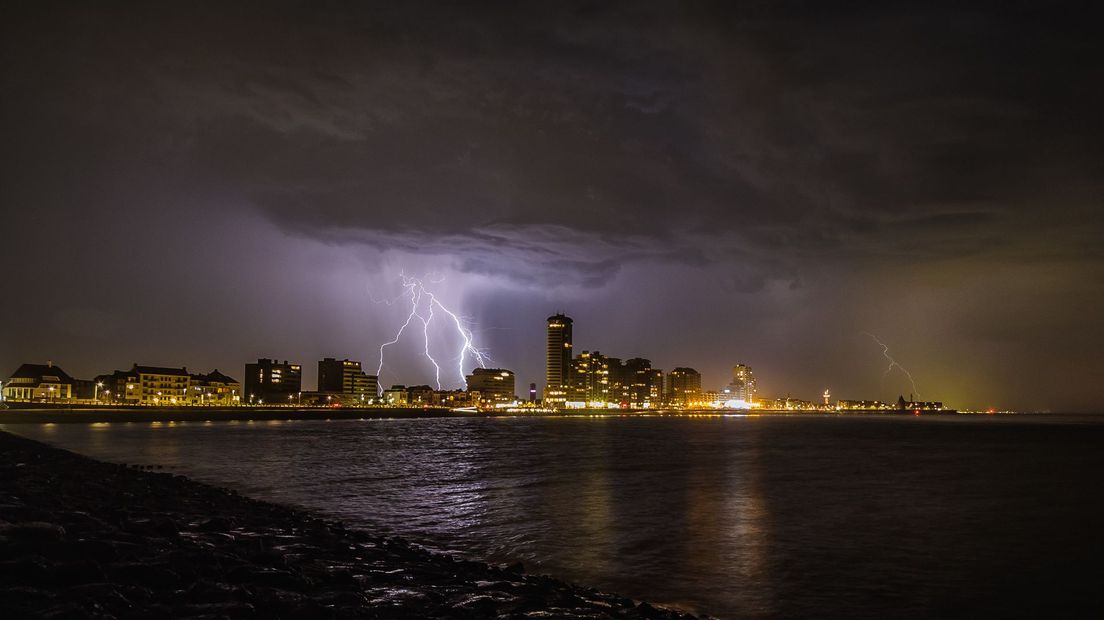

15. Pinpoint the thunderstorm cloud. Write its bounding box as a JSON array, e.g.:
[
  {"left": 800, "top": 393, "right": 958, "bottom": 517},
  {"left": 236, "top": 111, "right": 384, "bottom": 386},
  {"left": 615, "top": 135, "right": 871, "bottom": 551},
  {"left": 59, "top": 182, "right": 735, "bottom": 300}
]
[{"left": 2, "top": 1, "right": 1102, "bottom": 409}]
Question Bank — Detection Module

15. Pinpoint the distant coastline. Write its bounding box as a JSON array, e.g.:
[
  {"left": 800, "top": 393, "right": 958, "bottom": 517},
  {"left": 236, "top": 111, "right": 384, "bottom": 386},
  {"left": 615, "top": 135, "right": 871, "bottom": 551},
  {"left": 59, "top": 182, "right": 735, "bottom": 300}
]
[{"left": 0, "top": 403, "right": 965, "bottom": 424}]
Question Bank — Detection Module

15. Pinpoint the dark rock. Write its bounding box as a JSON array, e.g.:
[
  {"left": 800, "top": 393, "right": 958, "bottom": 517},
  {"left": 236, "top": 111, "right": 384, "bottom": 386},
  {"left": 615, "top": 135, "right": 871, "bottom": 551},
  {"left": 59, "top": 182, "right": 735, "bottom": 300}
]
[
  {"left": 179, "top": 580, "right": 250, "bottom": 604},
  {"left": 50, "top": 560, "right": 107, "bottom": 586},
  {"left": 109, "top": 561, "right": 181, "bottom": 590},
  {"left": 195, "top": 517, "right": 233, "bottom": 532},
  {"left": 225, "top": 565, "right": 308, "bottom": 590},
  {"left": 3, "top": 520, "right": 67, "bottom": 542},
  {"left": 71, "top": 538, "right": 119, "bottom": 563},
  {"left": 180, "top": 600, "right": 256, "bottom": 616},
  {"left": 0, "top": 556, "right": 54, "bottom": 587}
]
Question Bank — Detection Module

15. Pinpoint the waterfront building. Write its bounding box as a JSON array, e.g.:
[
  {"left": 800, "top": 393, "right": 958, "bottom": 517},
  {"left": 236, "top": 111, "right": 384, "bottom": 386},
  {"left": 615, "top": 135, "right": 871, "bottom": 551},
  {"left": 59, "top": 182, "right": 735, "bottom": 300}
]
[
  {"left": 623, "top": 358, "right": 663, "bottom": 408},
  {"left": 244, "top": 359, "right": 302, "bottom": 405},
  {"left": 465, "top": 368, "right": 516, "bottom": 405},
  {"left": 383, "top": 384, "right": 408, "bottom": 406},
  {"left": 757, "top": 396, "right": 820, "bottom": 411},
  {"left": 727, "top": 364, "right": 757, "bottom": 404},
  {"left": 405, "top": 384, "right": 435, "bottom": 405},
  {"left": 189, "top": 370, "right": 241, "bottom": 406},
  {"left": 317, "top": 358, "right": 378, "bottom": 403},
  {"left": 130, "top": 364, "right": 190, "bottom": 405},
  {"left": 605, "top": 358, "right": 630, "bottom": 405},
  {"left": 545, "top": 314, "right": 573, "bottom": 407},
  {"left": 529, "top": 382, "right": 537, "bottom": 403},
  {"left": 665, "top": 367, "right": 702, "bottom": 407},
  {"left": 3, "top": 362, "right": 75, "bottom": 402},
  {"left": 433, "top": 389, "right": 476, "bottom": 408},
  {"left": 94, "top": 368, "right": 140, "bottom": 404},
  {"left": 897, "top": 396, "right": 944, "bottom": 411},
  {"left": 567, "top": 350, "right": 610, "bottom": 406}
]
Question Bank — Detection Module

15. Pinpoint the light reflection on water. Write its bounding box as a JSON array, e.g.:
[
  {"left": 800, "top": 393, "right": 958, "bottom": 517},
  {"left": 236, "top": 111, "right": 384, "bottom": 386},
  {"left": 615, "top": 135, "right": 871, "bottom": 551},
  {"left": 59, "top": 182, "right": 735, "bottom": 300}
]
[{"left": 7, "top": 414, "right": 1104, "bottom": 619}]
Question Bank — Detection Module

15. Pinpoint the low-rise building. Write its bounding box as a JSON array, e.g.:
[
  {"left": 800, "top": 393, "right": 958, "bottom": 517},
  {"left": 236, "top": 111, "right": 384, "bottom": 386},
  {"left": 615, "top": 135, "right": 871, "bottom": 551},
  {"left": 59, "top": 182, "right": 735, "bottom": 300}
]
[
  {"left": 405, "top": 385, "right": 435, "bottom": 405},
  {"left": 189, "top": 370, "right": 241, "bottom": 406},
  {"left": 465, "top": 368, "right": 516, "bottom": 406},
  {"left": 94, "top": 369, "right": 141, "bottom": 404},
  {"left": 383, "top": 385, "right": 408, "bottom": 406},
  {"left": 3, "top": 362, "right": 75, "bottom": 402}
]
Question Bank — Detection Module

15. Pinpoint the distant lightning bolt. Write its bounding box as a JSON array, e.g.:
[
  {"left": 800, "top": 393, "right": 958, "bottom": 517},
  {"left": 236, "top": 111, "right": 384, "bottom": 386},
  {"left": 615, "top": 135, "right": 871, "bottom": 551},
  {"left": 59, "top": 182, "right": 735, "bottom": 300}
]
[
  {"left": 863, "top": 332, "right": 919, "bottom": 398},
  {"left": 374, "top": 273, "right": 489, "bottom": 392},
  {"left": 418, "top": 291, "right": 442, "bottom": 390},
  {"left": 376, "top": 280, "right": 420, "bottom": 391}
]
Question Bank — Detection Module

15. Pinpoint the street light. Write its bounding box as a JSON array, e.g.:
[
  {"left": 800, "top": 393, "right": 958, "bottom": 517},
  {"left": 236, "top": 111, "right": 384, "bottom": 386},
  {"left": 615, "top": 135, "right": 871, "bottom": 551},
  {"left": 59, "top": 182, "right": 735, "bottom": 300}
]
[{"left": 95, "top": 381, "right": 104, "bottom": 402}]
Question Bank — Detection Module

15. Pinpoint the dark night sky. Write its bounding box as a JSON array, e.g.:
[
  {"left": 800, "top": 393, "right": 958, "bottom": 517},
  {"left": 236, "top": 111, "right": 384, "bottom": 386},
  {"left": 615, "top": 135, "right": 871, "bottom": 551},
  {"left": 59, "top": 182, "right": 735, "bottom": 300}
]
[{"left": 2, "top": 1, "right": 1102, "bottom": 410}]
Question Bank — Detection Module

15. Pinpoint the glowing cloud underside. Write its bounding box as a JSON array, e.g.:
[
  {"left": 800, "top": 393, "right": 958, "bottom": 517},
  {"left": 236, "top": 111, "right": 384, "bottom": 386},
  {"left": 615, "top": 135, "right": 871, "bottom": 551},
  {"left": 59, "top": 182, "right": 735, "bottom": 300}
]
[
  {"left": 863, "top": 332, "right": 919, "bottom": 398},
  {"left": 375, "top": 273, "right": 489, "bottom": 393}
]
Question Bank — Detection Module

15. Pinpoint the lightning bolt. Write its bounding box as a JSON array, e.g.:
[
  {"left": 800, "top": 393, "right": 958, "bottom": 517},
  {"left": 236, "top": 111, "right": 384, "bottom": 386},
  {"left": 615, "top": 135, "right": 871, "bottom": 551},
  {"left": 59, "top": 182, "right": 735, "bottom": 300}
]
[
  {"left": 374, "top": 273, "right": 489, "bottom": 392},
  {"left": 863, "top": 332, "right": 919, "bottom": 398}
]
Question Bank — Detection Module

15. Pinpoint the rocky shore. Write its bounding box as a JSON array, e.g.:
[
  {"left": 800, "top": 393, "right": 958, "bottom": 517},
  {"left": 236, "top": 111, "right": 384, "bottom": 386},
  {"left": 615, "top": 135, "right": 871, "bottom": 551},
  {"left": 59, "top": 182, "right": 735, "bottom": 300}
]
[{"left": 0, "top": 430, "right": 702, "bottom": 619}]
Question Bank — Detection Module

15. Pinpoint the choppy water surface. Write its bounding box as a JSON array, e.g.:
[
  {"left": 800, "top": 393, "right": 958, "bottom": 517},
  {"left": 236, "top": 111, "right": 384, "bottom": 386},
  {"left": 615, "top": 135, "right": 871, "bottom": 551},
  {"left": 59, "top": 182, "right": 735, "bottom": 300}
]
[{"left": 10, "top": 414, "right": 1104, "bottom": 618}]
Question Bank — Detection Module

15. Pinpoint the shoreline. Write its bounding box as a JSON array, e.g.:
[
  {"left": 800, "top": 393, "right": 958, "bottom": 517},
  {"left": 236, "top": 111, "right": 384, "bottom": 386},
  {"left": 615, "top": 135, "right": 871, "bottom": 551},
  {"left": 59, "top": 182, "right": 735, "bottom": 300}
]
[
  {"left": 0, "top": 405, "right": 965, "bottom": 425},
  {"left": 0, "top": 429, "right": 703, "bottom": 618}
]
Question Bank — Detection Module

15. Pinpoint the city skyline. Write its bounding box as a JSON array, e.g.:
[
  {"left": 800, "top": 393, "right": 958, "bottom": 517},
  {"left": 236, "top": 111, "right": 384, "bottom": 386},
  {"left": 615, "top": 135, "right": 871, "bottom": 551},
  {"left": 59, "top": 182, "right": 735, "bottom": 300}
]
[
  {"left": 1, "top": 309, "right": 948, "bottom": 410},
  {"left": 3, "top": 3, "right": 1102, "bottom": 411}
]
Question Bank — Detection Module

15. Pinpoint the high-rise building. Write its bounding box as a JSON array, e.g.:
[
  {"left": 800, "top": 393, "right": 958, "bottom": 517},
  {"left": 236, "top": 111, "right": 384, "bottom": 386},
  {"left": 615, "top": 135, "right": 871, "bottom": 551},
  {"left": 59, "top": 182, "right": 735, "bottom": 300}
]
[
  {"left": 568, "top": 350, "right": 610, "bottom": 405},
  {"left": 623, "top": 358, "right": 664, "bottom": 408},
  {"left": 605, "top": 357, "right": 630, "bottom": 405},
  {"left": 727, "top": 364, "right": 757, "bottom": 404},
  {"left": 665, "top": 367, "right": 702, "bottom": 407},
  {"left": 465, "top": 368, "right": 516, "bottom": 405},
  {"left": 545, "top": 314, "right": 573, "bottom": 407},
  {"left": 318, "top": 358, "right": 378, "bottom": 403},
  {"left": 244, "top": 358, "right": 302, "bottom": 405}
]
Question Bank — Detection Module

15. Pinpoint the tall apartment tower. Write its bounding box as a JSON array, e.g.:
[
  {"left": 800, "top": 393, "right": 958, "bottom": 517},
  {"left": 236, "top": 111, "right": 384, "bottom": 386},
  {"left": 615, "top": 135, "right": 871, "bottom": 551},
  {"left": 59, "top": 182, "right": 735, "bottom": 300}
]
[
  {"left": 545, "top": 314, "right": 573, "bottom": 407},
  {"left": 665, "top": 367, "right": 702, "bottom": 407},
  {"left": 728, "top": 364, "right": 757, "bottom": 403}
]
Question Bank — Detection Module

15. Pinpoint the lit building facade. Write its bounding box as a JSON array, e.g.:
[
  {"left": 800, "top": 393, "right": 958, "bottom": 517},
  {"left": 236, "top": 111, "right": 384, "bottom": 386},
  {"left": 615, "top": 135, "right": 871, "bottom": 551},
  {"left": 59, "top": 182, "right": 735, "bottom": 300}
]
[
  {"left": 623, "top": 358, "right": 663, "bottom": 408},
  {"left": 545, "top": 314, "right": 573, "bottom": 407},
  {"left": 383, "top": 385, "right": 408, "bottom": 406},
  {"left": 94, "top": 369, "right": 140, "bottom": 404},
  {"left": 131, "top": 365, "right": 190, "bottom": 405},
  {"left": 465, "top": 368, "right": 516, "bottom": 405},
  {"left": 189, "top": 370, "right": 241, "bottom": 406},
  {"left": 3, "top": 362, "right": 75, "bottom": 401},
  {"left": 727, "top": 364, "right": 757, "bottom": 404},
  {"left": 665, "top": 367, "right": 702, "bottom": 407},
  {"left": 405, "top": 384, "right": 435, "bottom": 405},
  {"left": 244, "top": 358, "right": 302, "bottom": 405},
  {"left": 318, "top": 357, "right": 378, "bottom": 404},
  {"left": 567, "top": 350, "right": 610, "bottom": 406}
]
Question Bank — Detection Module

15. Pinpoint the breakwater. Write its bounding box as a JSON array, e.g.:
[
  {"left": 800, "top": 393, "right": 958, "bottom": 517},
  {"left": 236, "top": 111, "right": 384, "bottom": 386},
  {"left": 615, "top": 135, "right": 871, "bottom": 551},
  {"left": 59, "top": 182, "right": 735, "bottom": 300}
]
[{"left": 0, "top": 430, "right": 700, "bottom": 619}]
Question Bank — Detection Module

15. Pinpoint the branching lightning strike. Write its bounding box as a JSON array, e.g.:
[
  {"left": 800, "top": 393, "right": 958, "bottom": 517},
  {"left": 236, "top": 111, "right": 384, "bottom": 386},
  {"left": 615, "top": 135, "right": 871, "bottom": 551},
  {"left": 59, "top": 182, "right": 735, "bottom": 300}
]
[
  {"left": 375, "top": 273, "right": 489, "bottom": 393},
  {"left": 863, "top": 332, "right": 919, "bottom": 398}
]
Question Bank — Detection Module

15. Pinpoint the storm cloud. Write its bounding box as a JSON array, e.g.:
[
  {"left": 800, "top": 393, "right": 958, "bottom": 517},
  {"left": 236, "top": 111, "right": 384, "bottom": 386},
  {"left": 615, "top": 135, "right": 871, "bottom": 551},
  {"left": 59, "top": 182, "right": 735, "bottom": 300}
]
[{"left": 2, "top": 1, "right": 1102, "bottom": 410}]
